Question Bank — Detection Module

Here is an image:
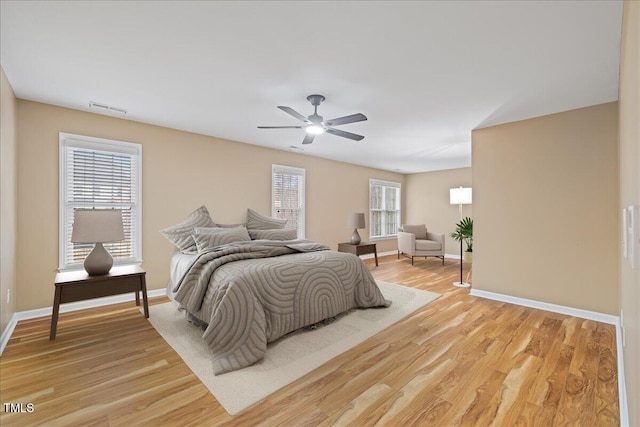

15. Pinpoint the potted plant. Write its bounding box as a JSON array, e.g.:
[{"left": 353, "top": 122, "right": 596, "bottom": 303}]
[{"left": 450, "top": 217, "right": 473, "bottom": 262}]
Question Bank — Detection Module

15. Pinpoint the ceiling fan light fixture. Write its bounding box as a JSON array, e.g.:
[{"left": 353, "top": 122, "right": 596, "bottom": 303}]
[
  {"left": 306, "top": 125, "right": 325, "bottom": 135},
  {"left": 259, "top": 94, "right": 367, "bottom": 144}
]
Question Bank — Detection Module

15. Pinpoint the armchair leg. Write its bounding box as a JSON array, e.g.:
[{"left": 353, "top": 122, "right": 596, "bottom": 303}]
[
  {"left": 397, "top": 250, "right": 400, "bottom": 259},
  {"left": 442, "top": 256, "right": 445, "bottom": 265},
  {"left": 411, "top": 256, "right": 414, "bottom": 266}
]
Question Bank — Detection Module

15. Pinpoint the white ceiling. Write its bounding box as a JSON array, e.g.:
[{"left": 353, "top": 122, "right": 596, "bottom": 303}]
[{"left": 0, "top": 1, "right": 623, "bottom": 174}]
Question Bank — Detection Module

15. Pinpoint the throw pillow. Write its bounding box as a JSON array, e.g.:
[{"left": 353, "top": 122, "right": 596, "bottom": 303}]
[
  {"left": 194, "top": 225, "right": 246, "bottom": 234},
  {"left": 160, "top": 205, "right": 215, "bottom": 252},
  {"left": 246, "top": 208, "right": 287, "bottom": 230},
  {"left": 215, "top": 223, "right": 247, "bottom": 228},
  {"left": 193, "top": 227, "right": 251, "bottom": 252},
  {"left": 249, "top": 228, "right": 297, "bottom": 241}
]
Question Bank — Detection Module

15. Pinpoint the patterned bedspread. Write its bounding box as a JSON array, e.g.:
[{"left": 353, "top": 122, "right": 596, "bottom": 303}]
[{"left": 172, "top": 240, "right": 390, "bottom": 374}]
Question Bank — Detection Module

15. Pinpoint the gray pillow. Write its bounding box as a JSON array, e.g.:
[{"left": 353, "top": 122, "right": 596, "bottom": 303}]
[
  {"left": 249, "top": 228, "right": 297, "bottom": 241},
  {"left": 160, "top": 206, "right": 215, "bottom": 252},
  {"left": 193, "top": 227, "right": 251, "bottom": 251},
  {"left": 215, "top": 223, "right": 247, "bottom": 229},
  {"left": 194, "top": 225, "right": 246, "bottom": 234},
  {"left": 401, "top": 224, "right": 428, "bottom": 240},
  {"left": 247, "top": 208, "right": 287, "bottom": 230}
]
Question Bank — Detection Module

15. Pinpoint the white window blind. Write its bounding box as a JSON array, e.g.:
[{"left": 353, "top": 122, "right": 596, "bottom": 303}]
[
  {"left": 59, "top": 133, "right": 142, "bottom": 270},
  {"left": 272, "top": 165, "right": 305, "bottom": 239},
  {"left": 369, "top": 179, "right": 401, "bottom": 240}
]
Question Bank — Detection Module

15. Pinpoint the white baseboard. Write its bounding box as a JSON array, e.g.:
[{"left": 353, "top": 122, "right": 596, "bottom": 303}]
[
  {"left": 360, "top": 251, "right": 462, "bottom": 261},
  {"left": 469, "top": 288, "right": 628, "bottom": 426},
  {"left": 0, "top": 315, "right": 19, "bottom": 356},
  {"left": 0, "top": 288, "right": 166, "bottom": 356},
  {"left": 469, "top": 288, "right": 618, "bottom": 325},
  {"left": 616, "top": 317, "right": 630, "bottom": 427}
]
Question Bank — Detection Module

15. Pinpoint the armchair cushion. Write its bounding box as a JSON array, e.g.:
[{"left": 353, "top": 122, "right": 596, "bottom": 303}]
[
  {"left": 400, "top": 224, "right": 427, "bottom": 240},
  {"left": 415, "top": 240, "right": 441, "bottom": 251}
]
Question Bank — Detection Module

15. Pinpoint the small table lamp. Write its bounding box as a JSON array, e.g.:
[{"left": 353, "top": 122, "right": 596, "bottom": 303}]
[
  {"left": 71, "top": 209, "right": 125, "bottom": 275},
  {"left": 347, "top": 212, "right": 366, "bottom": 245}
]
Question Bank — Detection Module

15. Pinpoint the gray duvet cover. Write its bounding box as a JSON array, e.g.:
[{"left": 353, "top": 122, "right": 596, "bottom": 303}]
[{"left": 171, "top": 240, "right": 390, "bottom": 374}]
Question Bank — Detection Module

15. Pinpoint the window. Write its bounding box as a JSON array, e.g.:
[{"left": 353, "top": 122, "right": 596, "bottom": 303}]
[
  {"left": 59, "top": 133, "right": 142, "bottom": 270},
  {"left": 369, "top": 179, "right": 401, "bottom": 240},
  {"left": 272, "top": 165, "right": 305, "bottom": 239}
]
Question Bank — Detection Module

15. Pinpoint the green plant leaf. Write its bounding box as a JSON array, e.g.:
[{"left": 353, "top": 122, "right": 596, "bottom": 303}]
[{"left": 452, "top": 217, "right": 473, "bottom": 251}]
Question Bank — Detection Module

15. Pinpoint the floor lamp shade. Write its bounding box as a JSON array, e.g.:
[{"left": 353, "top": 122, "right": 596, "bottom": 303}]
[
  {"left": 71, "top": 209, "right": 125, "bottom": 275},
  {"left": 449, "top": 187, "right": 472, "bottom": 205},
  {"left": 347, "top": 212, "right": 366, "bottom": 245}
]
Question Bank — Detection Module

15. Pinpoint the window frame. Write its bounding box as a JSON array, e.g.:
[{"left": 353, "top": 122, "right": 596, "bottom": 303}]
[
  {"left": 369, "top": 179, "right": 401, "bottom": 241},
  {"left": 59, "top": 132, "right": 142, "bottom": 271},
  {"left": 271, "top": 164, "right": 306, "bottom": 239}
]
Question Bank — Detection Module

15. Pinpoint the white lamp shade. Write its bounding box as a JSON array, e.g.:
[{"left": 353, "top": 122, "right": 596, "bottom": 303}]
[
  {"left": 347, "top": 212, "right": 366, "bottom": 229},
  {"left": 71, "top": 209, "right": 125, "bottom": 243},
  {"left": 450, "top": 187, "right": 472, "bottom": 205}
]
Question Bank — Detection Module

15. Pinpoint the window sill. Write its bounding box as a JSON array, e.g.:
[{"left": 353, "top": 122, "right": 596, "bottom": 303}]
[
  {"left": 368, "top": 236, "right": 397, "bottom": 242},
  {"left": 58, "top": 260, "right": 143, "bottom": 273}
]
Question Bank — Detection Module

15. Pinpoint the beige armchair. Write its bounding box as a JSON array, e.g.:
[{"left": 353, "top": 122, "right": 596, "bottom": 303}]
[{"left": 397, "top": 224, "right": 445, "bottom": 265}]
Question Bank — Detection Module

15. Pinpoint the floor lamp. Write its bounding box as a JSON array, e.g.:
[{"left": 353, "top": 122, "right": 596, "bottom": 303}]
[{"left": 450, "top": 187, "right": 472, "bottom": 288}]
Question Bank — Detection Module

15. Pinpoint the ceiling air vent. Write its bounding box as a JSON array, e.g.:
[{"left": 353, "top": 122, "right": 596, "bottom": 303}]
[{"left": 89, "top": 101, "right": 127, "bottom": 116}]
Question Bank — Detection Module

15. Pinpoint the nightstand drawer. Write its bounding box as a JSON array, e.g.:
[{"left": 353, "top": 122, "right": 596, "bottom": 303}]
[
  {"left": 58, "top": 275, "right": 142, "bottom": 303},
  {"left": 337, "top": 242, "right": 378, "bottom": 267}
]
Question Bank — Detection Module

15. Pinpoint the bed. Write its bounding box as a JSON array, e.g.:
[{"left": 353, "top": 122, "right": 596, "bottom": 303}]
[{"left": 167, "top": 239, "right": 390, "bottom": 374}]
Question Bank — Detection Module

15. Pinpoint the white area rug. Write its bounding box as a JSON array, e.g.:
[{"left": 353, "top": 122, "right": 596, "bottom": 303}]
[{"left": 147, "top": 281, "right": 440, "bottom": 415}]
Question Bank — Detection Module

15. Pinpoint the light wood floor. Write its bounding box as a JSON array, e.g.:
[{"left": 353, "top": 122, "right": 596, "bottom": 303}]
[{"left": 0, "top": 255, "right": 619, "bottom": 426}]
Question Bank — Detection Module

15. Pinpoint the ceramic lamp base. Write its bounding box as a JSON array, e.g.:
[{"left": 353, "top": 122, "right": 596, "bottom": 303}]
[
  {"left": 84, "top": 242, "right": 114, "bottom": 275},
  {"left": 350, "top": 229, "right": 361, "bottom": 245}
]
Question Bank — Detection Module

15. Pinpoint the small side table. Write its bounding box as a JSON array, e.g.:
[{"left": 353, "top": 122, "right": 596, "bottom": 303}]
[
  {"left": 338, "top": 242, "right": 378, "bottom": 267},
  {"left": 50, "top": 265, "right": 148, "bottom": 340}
]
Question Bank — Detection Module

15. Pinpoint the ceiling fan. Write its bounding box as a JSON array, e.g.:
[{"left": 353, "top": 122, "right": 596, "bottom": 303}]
[{"left": 258, "top": 94, "right": 367, "bottom": 144}]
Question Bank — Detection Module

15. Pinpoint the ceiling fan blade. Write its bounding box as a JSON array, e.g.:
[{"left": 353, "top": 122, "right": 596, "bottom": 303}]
[
  {"left": 302, "top": 133, "right": 315, "bottom": 144},
  {"left": 257, "top": 126, "right": 305, "bottom": 129},
  {"left": 325, "top": 127, "right": 365, "bottom": 141},
  {"left": 324, "top": 113, "right": 367, "bottom": 127},
  {"left": 278, "top": 106, "right": 311, "bottom": 123}
]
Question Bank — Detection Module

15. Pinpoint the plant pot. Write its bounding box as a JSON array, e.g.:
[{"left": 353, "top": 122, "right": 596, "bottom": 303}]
[{"left": 463, "top": 251, "right": 473, "bottom": 263}]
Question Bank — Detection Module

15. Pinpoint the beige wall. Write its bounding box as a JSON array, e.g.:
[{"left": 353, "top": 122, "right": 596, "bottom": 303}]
[
  {"left": 405, "top": 167, "right": 472, "bottom": 257},
  {"left": 16, "top": 100, "right": 404, "bottom": 311},
  {"left": 619, "top": 1, "right": 639, "bottom": 424},
  {"left": 1, "top": 66, "right": 18, "bottom": 334},
  {"left": 472, "top": 102, "right": 619, "bottom": 315}
]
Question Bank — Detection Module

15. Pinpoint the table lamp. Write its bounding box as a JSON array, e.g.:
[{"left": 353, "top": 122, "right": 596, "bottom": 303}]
[
  {"left": 71, "top": 209, "right": 125, "bottom": 275},
  {"left": 347, "top": 212, "right": 366, "bottom": 245}
]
